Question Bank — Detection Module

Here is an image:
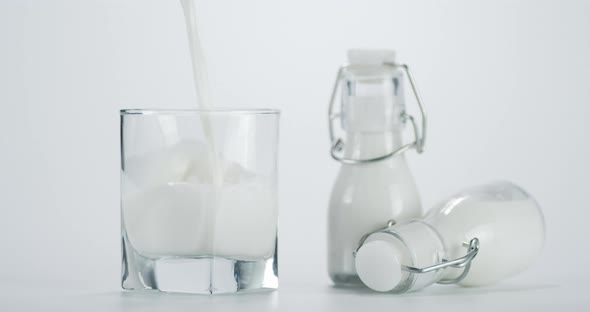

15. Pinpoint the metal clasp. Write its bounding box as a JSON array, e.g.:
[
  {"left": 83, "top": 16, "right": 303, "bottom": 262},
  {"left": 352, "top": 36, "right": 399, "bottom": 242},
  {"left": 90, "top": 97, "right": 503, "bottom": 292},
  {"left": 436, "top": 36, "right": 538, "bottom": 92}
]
[
  {"left": 403, "top": 238, "right": 480, "bottom": 285},
  {"left": 328, "top": 63, "right": 427, "bottom": 164}
]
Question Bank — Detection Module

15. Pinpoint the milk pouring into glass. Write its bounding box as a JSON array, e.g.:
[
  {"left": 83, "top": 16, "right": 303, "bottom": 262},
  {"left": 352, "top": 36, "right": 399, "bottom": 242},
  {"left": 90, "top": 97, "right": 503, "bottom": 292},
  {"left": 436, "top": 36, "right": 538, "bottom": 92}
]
[
  {"left": 327, "top": 50, "right": 427, "bottom": 285},
  {"left": 120, "top": 0, "right": 279, "bottom": 294}
]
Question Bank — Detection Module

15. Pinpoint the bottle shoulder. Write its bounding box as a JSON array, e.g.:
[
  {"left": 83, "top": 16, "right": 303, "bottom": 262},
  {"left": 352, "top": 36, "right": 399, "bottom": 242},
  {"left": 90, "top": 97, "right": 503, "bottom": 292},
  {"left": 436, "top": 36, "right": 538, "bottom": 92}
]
[
  {"left": 333, "top": 157, "right": 413, "bottom": 181},
  {"left": 329, "top": 160, "right": 422, "bottom": 214}
]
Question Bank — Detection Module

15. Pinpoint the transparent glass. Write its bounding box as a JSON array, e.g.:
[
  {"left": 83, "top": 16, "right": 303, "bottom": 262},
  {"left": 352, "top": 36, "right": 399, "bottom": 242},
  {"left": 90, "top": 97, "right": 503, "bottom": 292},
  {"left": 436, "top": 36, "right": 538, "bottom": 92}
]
[{"left": 120, "top": 109, "right": 280, "bottom": 294}]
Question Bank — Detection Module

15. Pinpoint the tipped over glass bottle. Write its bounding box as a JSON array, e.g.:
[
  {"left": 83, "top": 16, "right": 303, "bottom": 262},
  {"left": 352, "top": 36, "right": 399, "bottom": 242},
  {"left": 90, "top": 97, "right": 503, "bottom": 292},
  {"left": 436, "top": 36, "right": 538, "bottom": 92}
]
[
  {"left": 354, "top": 181, "right": 546, "bottom": 293},
  {"left": 327, "top": 50, "right": 427, "bottom": 286}
]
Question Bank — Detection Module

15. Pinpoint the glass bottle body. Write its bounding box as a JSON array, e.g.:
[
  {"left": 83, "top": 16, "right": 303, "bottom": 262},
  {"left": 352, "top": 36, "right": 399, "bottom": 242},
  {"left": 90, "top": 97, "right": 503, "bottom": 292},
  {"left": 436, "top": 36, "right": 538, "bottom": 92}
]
[{"left": 328, "top": 63, "right": 422, "bottom": 285}]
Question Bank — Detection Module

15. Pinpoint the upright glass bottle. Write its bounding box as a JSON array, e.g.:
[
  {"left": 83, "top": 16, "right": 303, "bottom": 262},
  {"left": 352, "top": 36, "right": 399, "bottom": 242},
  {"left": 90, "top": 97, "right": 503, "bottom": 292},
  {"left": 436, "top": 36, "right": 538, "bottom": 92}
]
[{"left": 327, "top": 50, "right": 426, "bottom": 285}]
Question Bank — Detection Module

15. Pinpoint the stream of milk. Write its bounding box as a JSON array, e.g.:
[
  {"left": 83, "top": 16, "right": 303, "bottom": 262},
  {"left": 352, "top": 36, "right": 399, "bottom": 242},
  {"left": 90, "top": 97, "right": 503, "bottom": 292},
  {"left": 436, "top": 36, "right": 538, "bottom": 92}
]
[
  {"left": 121, "top": 1, "right": 277, "bottom": 260},
  {"left": 178, "top": 0, "right": 222, "bottom": 185}
]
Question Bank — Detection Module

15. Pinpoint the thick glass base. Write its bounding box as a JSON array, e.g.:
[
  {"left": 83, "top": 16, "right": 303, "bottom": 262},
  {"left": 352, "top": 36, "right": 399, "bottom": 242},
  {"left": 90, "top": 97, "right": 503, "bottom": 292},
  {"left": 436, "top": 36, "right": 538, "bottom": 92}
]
[{"left": 122, "top": 238, "right": 278, "bottom": 294}]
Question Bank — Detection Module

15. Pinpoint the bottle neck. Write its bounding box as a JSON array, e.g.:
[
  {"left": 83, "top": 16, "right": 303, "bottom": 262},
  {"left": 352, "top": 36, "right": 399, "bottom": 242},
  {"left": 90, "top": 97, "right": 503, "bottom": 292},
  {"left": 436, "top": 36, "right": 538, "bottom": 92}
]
[
  {"left": 343, "top": 130, "right": 403, "bottom": 160},
  {"left": 355, "top": 220, "right": 445, "bottom": 293}
]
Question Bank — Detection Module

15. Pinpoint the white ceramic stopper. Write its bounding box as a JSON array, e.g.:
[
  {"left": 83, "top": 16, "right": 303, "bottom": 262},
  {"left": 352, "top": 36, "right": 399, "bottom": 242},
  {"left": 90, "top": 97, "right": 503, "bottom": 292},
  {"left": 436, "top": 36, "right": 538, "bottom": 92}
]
[{"left": 355, "top": 240, "right": 402, "bottom": 292}]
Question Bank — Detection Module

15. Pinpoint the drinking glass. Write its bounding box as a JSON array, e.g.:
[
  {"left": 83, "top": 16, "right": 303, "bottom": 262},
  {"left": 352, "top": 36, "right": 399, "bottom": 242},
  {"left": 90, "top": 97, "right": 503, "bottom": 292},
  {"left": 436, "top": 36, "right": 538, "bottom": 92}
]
[{"left": 120, "top": 109, "right": 279, "bottom": 294}]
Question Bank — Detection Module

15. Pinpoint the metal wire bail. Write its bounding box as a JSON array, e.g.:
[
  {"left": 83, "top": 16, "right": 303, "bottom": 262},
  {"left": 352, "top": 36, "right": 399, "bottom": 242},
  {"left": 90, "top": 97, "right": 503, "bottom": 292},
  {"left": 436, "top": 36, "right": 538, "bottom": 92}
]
[
  {"left": 328, "top": 62, "right": 427, "bottom": 164},
  {"left": 402, "top": 238, "right": 480, "bottom": 285}
]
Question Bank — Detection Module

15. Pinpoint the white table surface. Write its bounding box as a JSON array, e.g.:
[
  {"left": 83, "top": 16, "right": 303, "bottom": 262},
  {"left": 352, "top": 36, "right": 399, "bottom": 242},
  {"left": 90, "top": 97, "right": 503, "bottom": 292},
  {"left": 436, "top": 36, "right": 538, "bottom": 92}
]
[{"left": 2, "top": 274, "right": 587, "bottom": 311}]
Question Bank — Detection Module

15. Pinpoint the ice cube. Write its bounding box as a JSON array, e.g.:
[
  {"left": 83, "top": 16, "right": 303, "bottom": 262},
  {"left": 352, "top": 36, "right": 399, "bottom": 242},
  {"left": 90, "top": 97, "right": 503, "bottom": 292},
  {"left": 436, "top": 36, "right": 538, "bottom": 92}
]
[
  {"left": 220, "top": 161, "right": 256, "bottom": 184},
  {"left": 123, "top": 140, "right": 210, "bottom": 188}
]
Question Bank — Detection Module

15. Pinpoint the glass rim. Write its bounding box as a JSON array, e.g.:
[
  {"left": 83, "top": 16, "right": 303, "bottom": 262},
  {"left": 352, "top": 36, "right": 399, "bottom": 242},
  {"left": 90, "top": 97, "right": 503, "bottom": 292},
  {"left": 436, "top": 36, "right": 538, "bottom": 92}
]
[{"left": 120, "top": 108, "right": 280, "bottom": 115}]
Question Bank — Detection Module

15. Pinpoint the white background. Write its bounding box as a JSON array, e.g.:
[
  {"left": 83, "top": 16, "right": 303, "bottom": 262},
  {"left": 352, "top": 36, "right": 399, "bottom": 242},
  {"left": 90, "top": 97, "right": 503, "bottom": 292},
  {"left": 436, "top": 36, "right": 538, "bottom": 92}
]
[{"left": 1, "top": 0, "right": 589, "bottom": 310}]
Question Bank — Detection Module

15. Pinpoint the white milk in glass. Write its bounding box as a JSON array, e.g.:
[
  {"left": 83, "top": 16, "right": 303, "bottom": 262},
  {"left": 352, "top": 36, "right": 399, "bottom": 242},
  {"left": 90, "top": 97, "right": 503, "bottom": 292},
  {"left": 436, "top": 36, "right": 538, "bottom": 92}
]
[{"left": 122, "top": 141, "right": 277, "bottom": 259}]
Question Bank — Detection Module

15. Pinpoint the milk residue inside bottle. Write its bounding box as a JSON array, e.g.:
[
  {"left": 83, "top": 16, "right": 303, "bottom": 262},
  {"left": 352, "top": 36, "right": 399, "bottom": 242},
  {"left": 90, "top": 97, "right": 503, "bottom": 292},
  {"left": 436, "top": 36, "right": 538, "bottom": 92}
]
[{"left": 121, "top": 0, "right": 277, "bottom": 260}]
